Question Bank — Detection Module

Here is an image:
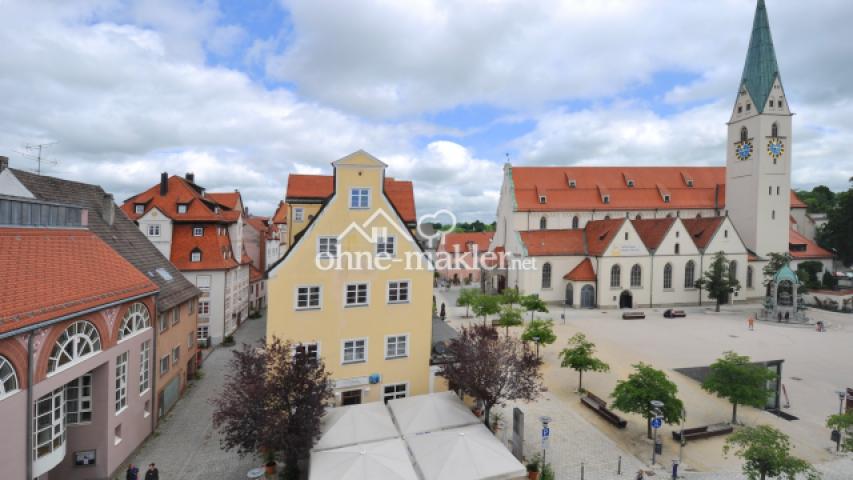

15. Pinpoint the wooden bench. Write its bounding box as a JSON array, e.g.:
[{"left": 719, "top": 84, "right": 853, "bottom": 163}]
[
  {"left": 581, "top": 392, "right": 627, "bottom": 429},
  {"left": 622, "top": 311, "right": 645, "bottom": 320},
  {"left": 672, "top": 423, "right": 733, "bottom": 442}
]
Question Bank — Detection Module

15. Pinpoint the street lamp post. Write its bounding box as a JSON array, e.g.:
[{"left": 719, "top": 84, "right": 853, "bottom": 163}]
[
  {"left": 678, "top": 406, "right": 686, "bottom": 463},
  {"left": 835, "top": 390, "right": 849, "bottom": 452},
  {"left": 651, "top": 400, "right": 664, "bottom": 466},
  {"left": 533, "top": 336, "right": 541, "bottom": 357}
]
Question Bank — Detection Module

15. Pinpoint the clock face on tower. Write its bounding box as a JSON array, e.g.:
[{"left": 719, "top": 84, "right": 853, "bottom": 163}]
[
  {"left": 735, "top": 141, "right": 753, "bottom": 161},
  {"left": 767, "top": 138, "right": 784, "bottom": 160}
]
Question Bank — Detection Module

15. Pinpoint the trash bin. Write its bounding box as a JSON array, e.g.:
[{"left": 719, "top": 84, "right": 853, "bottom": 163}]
[{"left": 247, "top": 467, "right": 265, "bottom": 479}]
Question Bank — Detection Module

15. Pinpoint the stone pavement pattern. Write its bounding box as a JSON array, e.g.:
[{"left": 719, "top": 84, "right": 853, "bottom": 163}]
[{"left": 123, "top": 316, "right": 266, "bottom": 480}]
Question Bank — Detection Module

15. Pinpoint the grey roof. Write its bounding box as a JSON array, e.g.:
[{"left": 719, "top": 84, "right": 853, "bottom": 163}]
[
  {"left": 432, "top": 317, "right": 459, "bottom": 346},
  {"left": 12, "top": 169, "right": 200, "bottom": 312},
  {"left": 740, "top": 0, "right": 780, "bottom": 113}
]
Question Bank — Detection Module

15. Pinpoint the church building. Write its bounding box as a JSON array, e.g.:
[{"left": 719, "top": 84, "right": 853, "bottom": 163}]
[{"left": 487, "top": 0, "right": 832, "bottom": 308}]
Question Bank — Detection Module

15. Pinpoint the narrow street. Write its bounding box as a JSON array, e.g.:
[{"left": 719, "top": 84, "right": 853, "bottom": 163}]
[{"left": 123, "top": 315, "right": 267, "bottom": 479}]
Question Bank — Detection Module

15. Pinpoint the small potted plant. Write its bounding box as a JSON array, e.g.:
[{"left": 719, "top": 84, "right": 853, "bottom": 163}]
[
  {"left": 490, "top": 411, "right": 504, "bottom": 434},
  {"left": 525, "top": 454, "right": 540, "bottom": 480},
  {"left": 263, "top": 449, "right": 277, "bottom": 475}
]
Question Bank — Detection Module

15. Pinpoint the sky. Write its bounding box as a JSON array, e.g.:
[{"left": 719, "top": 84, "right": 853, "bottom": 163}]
[{"left": 1, "top": 0, "right": 852, "bottom": 221}]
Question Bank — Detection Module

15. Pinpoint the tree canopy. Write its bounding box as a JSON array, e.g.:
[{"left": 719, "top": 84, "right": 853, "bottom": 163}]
[
  {"left": 696, "top": 251, "right": 740, "bottom": 312},
  {"left": 724, "top": 425, "right": 819, "bottom": 480},
  {"left": 826, "top": 409, "right": 853, "bottom": 452},
  {"left": 439, "top": 325, "right": 543, "bottom": 429},
  {"left": 456, "top": 288, "right": 479, "bottom": 318},
  {"left": 500, "top": 287, "right": 521, "bottom": 306},
  {"left": 521, "top": 319, "right": 557, "bottom": 346},
  {"left": 559, "top": 333, "right": 610, "bottom": 392},
  {"left": 212, "top": 338, "right": 332, "bottom": 479},
  {"left": 817, "top": 180, "right": 853, "bottom": 267},
  {"left": 496, "top": 305, "right": 524, "bottom": 335},
  {"left": 472, "top": 294, "right": 502, "bottom": 326},
  {"left": 610, "top": 362, "right": 684, "bottom": 438},
  {"left": 520, "top": 294, "right": 549, "bottom": 321},
  {"left": 702, "top": 351, "right": 777, "bottom": 424}
]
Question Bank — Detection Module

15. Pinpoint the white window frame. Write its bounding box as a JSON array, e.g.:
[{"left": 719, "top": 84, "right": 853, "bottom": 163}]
[
  {"left": 33, "top": 387, "right": 64, "bottom": 460},
  {"left": 294, "top": 207, "right": 304, "bottom": 222},
  {"left": 384, "top": 334, "right": 409, "bottom": 359},
  {"left": 0, "top": 356, "right": 19, "bottom": 399},
  {"left": 115, "top": 351, "right": 128, "bottom": 415},
  {"left": 139, "top": 340, "right": 150, "bottom": 394},
  {"left": 147, "top": 224, "right": 160, "bottom": 237},
  {"left": 196, "top": 324, "right": 209, "bottom": 341},
  {"left": 160, "top": 354, "right": 170, "bottom": 376},
  {"left": 177, "top": 204, "right": 188, "bottom": 214},
  {"left": 317, "top": 236, "right": 339, "bottom": 258},
  {"left": 65, "top": 373, "right": 93, "bottom": 425},
  {"left": 295, "top": 285, "right": 322, "bottom": 310},
  {"left": 172, "top": 346, "right": 180, "bottom": 366},
  {"left": 387, "top": 280, "right": 410, "bottom": 304},
  {"left": 293, "top": 342, "right": 321, "bottom": 361},
  {"left": 376, "top": 235, "right": 396, "bottom": 256},
  {"left": 134, "top": 204, "right": 144, "bottom": 214},
  {"left": 382, "top": 382, "right": 409, "bottom": 403},
  {"left": 48, "top": 321, "right": 102, "bottom": 375},
  {"left": 344, "top": 282, "right": 369, "bottom": 307},
  {"left": 341, "top": 338, "right": 367, "bottom": 365},
  {"left": 350, "top": 188, "right": 370, "bottom": 209},
  {"left": 193, "top": 227, "right": 204, "bottom": 237},
  {"left": 191, "top": 250, "right": 201, "bottom": 263},
  {"left": 198, "top": 299, "right": 210, "bottom": 316}
]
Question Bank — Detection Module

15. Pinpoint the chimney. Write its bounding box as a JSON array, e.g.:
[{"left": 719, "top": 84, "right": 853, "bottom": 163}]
[
  {"left": 0, "top": 155, "right": 8, "bottom": 172},
  {"left": 160, "top": 172, "right": 168, "bottom": 196},
  {"left": 185, "top": 172, "right": 195, "bottom": 183},
  {"left": 102, "top": 193, "right": 115, "bottom": 226}
]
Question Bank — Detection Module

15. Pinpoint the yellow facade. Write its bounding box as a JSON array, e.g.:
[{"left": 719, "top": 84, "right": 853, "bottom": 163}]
[
  {"left": 267, "top": 151, "right": 433, "bottom": 405},
  {"left": 285, "top": 202, "right": 323, "bottom": 247}
]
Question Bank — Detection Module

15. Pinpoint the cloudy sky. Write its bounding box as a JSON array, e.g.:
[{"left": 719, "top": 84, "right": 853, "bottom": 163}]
[{"left": 1, "top": 0, "right": 851, "bottom": 221}]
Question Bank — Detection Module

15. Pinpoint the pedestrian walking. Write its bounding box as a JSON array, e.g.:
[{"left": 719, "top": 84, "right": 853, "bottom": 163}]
[
  {"left": 440, "top": 303, "right": 446, "bottom": 320},
  {"left": 145, "top": 463, "right": 159, "bottom": 480},
  {"left": 748, "top": 315, "right": 755, "bottom": 331},
  {"left": 126, "top": 463, "right": 139, "bottom": 480}
]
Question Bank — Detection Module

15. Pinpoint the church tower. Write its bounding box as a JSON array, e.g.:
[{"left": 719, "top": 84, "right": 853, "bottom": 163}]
[{"left": 726, "top": 0, "right": 792, "bottom": 257}]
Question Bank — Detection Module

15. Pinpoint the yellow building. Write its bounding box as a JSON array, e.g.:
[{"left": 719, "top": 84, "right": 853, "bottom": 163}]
[{"left": 267, "top": 151, "right": 433, "bottom": 405}]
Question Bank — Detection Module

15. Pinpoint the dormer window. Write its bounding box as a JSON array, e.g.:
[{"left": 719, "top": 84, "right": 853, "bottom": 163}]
[
  {"left": 538, "top": 195, "right": 547, "bottom": 204},
  {"left": 190, "top": 249, "right": 201, "bottom": 263},
  {"left": 213, "top": 206, "right": 220, "bottom": 214},
  {"left": 350, "top": 188, "right": 370, "bottom": 209},
  {"left": 686, "top": 179, "right": 693, "bottom": 188},
  {"left": 602, "top": 195, "right": 610, "bottom": 204},
  {"left": 568, "top": 179, "right": 576, "bottom": 188},
  {"left": 135, "top": 204, "right": 144, "bottom": 214},
  {"left": 177, "top": 204, "right": 188, "bottom": 214},
  {"left": 663, "top": 195, "right": 671, "bottom": 203},
  {"left": 626, "top": 180, "right": 635, "bottom": 188},
  {"left": 193, "top": 227, "right": 203, "bottom": 237}
]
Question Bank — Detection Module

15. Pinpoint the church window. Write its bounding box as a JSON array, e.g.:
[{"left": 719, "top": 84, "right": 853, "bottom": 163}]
[
  {"left": 740, "top": 127, "right": 748, "bottom": 142},
  {"left": 572, "top": 216, "right": 579, "bottom": 229},
  {"left": 769, "top": 186, "right": 772, "bottom": 196},
  {"left": 738, "top": 106, "right": 743, "bottom": 114},
  {"left": 724, "top": 229, "right": 728, "bottom": 238},
  {"left": 624, "top": 232, "right": 629, "bottom": 241},
  {"left": 779, "top": 99, "right": 784, "bottom": 108},
  {"left": 729, "top": 261, "right": 738, "bottom": 282},
  {"left": 769, "top": 100, "right": 774, "bottom": 108},
  {"left": 630, "top": 265, "right": 642, "bottom": 288},
  {"left": 539, "top": 217, "right": 547, "bottom": 230},
  {"left": 610, "top": 265, "right": 621, "bottom": 288},
  {"left": 746, "top": 103, "right": 751, "bottom": 111},
  {"left": 772, "top": 123, "right": 778, "bottom": 137},
  {"left": 663, "top": 263, "right": 673, "bottom": 289},
  {"left": 674, "top": 243, "right": 680, "bottom": 254},
  {"left": 696, "top": 213, "right": 702, "bottom": 218},
  {"left": 776, "top": 186, "right": 780, "bottom": 195},
  {"left": 771, "top": 210, "right": 775, "bottom": 220},
  {"left": 541, "top": 263, "right": 552, "bottom": 289},
  {"left": 747, "top": 266, "right": 754, "bottom": 289},
  {"left": 684, "top": 261, "right": 696, "bottom": 288}
]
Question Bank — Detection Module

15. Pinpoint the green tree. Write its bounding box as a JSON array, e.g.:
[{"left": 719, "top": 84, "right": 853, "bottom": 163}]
[
  {"left": 521, "top": 319, "right": 557, "bottom": 348},
  {"left": 611, "top": 362, "right": 684, "bottom": 439},
  {"left": 796, "top": 185, "right": 836, "bottom": 213},
  {"left": 797, "top": 261, "right": 824, "bottom": 290},
  {"left": 456, "top": 288, "right": 479, "bottom": 318},
  {"left": 500, "top": 287, "right": 521, "bottom": 307},
  {"left": 559, "top": 333, "right": 610, "bottom": 392},
  {"left": 472, "top": 294, "right": 501, "bottom": 326},
  {"left": 818, "top": 181, "right": 853, "bottom": 267},
  {"left": 701, "top": 352, "right": 777, "bottom": 424},
  {"left": 822, "top": 271, "right": 837, "bottom": 290},
  {"left": 826, "top": 410, "right": 853, "bottom": 452},
  {"left": 695, "top": 251, "right": 740, "bottom": 312},
  {"left": 496, "top": 305, "right": 524, "bottom": 336},
  {"left": 723, "top": 425, "right": 820, "bottom": 480},
  {"left": 763, "top": 252, "right": 794, "bottom": 286},
  {"left": 520, "top": 294, "right": 549, "bottom": 321}
]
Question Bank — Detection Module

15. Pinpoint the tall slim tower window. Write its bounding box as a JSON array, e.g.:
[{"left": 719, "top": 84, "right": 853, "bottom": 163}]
[
  {"left": 740, "top": 127, "right": 748, "bottom": 142},
  {"left": 771, "top": 123, "right": 778, "bottom": 137}
]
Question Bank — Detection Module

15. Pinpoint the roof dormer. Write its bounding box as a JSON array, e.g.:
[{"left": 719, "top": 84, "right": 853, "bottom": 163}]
[
  {"left": 565, "top": 173, "right": 577, "bottom": 188},
  {"left": 681, "top": 172, "right": 694, "bottom": 188},
  {"left": 657, "top": 184, "right": 671, "bottom": 204},
  {"left": 622, "top": 173, "right": 635, "bottom": 188},
  {"left": 597, "top": 185, "right": 611, "bottom": 205}
]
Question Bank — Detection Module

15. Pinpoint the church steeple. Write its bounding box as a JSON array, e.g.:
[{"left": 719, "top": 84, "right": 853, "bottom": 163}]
[{"left": 740, "top": 0, "right": 780, "bottom": 113}]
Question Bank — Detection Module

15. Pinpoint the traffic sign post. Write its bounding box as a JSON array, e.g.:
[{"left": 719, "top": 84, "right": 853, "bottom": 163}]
[
  {"left": 651, "top": 414, "right": 663, "bottom": 465},
  {"left": 539, "top": 416, "right": 552, "bottom": 470}
]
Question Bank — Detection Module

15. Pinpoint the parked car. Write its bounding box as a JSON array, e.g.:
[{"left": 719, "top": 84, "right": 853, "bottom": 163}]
[{"left": 664, "top": 309, "right": 686, "bottom": 318}]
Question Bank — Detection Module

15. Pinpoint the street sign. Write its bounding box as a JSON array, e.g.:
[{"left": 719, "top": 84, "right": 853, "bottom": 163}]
[
  {"left": 651, "top": 417, "right": 663, "bottom": 429},
  {"left": 542, "top": 427, "right": 550, "bottom": 438}
]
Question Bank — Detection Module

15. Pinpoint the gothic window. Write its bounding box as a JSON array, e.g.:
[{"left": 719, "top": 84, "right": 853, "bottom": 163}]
[
  {"left": 542, "top": 263, "right": 552, "bottom": 289},
  {"left": 663, "top": 263, "right": 673, "bottom": 289},
  {"left": 769, "top": 99, "right": 774, "bottom": 108},
  {"left": 684, "top": 261, "right": 696, "bottom": 288},
  {"left": 610, "top": 265, "right": 621, "bottom": 288},
  {"left": 0, "top": 356, "right": 19, "bottom": 398},
  {"left": 630, "top": 264, "right": 642, "bottom": 288},
  {"left": 119, "top": 303, "right": 151, "bottom": 341},
  {"left": 635, "top": 214, "right": 642, "bottom": 220},
  {"left": 572, "top": 216, "right": 579, "bottom": 229},
  {"left": 539, "top": 216, "right": 547, "bottom": 230},
  {"left": 740, "top": 127, "right": 748, "bottom": 142},
  {"left": 729, "top": 261, "right": 738, "bottom": 282},
  {"left": 772, "top": 210, "right": 776, "bottom": 220},
  {"left": 674, "top": 243, "right": 680, "bottom": 254},
  {"left": 771, "top": 123, "right": 778, "bottom": 137},
  {"left": 747, "top": 266, "right": 754, "bottom": 289},
  {"left": 48, "top": 321, "right": 102, "bottom": 374}
]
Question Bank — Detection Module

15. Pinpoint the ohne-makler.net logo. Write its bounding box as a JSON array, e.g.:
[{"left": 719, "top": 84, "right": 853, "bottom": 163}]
[{"left": 314, "top": 208, "right": 537, "bottom": 272}]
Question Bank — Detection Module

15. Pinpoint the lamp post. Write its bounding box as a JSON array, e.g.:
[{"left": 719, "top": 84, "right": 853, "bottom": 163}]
[
  {"left": 533, "top": 336, "right": 541, "bottom": 357},
  {"left": 835, "top": 390, "right": 849, "bottom": 452},
  {"left": 650, "top": 400, "right": 664, "bottom": 466}
]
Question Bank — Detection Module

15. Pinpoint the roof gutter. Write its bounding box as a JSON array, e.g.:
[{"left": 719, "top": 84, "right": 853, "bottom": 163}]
[{"left": 0, "top": 290, "right": 157, "bottom": 341}]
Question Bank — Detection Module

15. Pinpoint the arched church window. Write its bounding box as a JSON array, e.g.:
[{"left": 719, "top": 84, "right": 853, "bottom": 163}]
[
  {"left": 0, "top": 356, "right": 19, "bottom": 399},
  {"left": 740, "top": 127, "right": 748, "bottom": 142},
  {"left": 771, "top": 123, "right": 778, "bottom": 138},
  {"left": 663, "top": 263, "right": 673, "bottom": 289},
  {"left": 539, "top": 216, "right": 547, "bottom": 230},
  {"left": 630, "top": 264, "right": 642, "bottom": 288},
  {"left": 729, "top": 261, "right": 738, "bottom": 282},
  {"left": 48, "top": 321, "right": 102, "bottom": 374},
  {"left": 747, "top": 266, "right": 754, "bottom": 289},
  {"left": 610, "top": 265, "right": 621, "bottom": 288},
  {"left": 541, "top": 263, "right": 552, "bottom": 289},
  {"left": 684, "top": 261, "right": 696, "bottom": 288},
  {"left": 119, "top": 303, "right": 151, "bottom": 341},
  {"left": 572, "top": 216, "right": 579, "bottom": 229}
]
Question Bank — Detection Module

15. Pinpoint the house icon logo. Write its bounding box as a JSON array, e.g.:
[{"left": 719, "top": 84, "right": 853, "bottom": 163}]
[{"left": 336, "top": 208, "right": 414, "bottom": 245}]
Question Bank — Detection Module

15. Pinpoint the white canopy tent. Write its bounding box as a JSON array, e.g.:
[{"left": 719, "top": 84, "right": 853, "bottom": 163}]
[
  {"left": 315, "top": 401, "right": 399, "bottom": 451},
  {"left": 309, "top": 438, "right": 419, "bottom": 480},
  {"left": 388, "top": 391, "right": 481, "bottom": 435},
  {"left": 406, "top": 424, "right": 527, "bottom": 480}
]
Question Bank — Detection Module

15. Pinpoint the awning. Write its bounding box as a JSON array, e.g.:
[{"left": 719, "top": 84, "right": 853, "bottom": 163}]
[
  {"left": 309, "top": 438, "right": 419, "bottom": 480},
  {"left": 314, "top": 401, "right": 399, "bottom": 451},
  {"left": 388, "top": 391, "right": 481, "bottom": 436}
]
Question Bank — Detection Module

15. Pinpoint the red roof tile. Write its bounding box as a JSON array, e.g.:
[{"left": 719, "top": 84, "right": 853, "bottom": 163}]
[
  {"left": 170, "top": 224, "right": 238, "bottom": 271},
  {"left": 564, "top": 258, "right": 596, "bottom": 281},
  {"left": 440, "top": 232, "right": 494, "bottom": 254},
  {"left": 631, "top": 218, "right": 676, "bottom": 251},
  {"left": 585, "top": 218, "right": 626, "bottom": 256},
  {"left": 789, "top": 229, "right": 833, "bottom": 259},
  {"left": 520, "top": 230, "right": 586, "bottom": 256},
  {"left": 249, "top": 264, "right": 264, "bottom": 283},
  {"left": 121, "top": 175, "right": 240, "bottom": 223},
  {"left": 0, "top": 228, "right": 158, "bottom": 333},
  {"left": 272, "top": 201, "right": 287, "bottom": 224},
  {"left": 285, "top": 174, "right": 417, "bottom": 223},
  {"left": 681, "top": 217, "right": 725, "bottom": 250},
  {"left": 206, "top": 192, "right": 242, "bottom": 210},
  {"left": 511, "top": 166, "right": 805, "bottom": 211}
]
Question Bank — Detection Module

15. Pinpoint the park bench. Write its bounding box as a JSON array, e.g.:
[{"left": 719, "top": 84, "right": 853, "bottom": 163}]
[
  {"left": 671, "top": 423, "right": 733, "bottom": 442},
  {"left": 581, "top": 392, "right": 627, "bottom": 429},
  {"left": 621, "top": 311, "right": 645, "bottom": 320}
]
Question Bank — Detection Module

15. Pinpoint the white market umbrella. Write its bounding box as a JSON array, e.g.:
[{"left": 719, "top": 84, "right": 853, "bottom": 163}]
[
  {"left": 407, "top": 424, "right": 527, "bottom": 480},
  {"left": 309, "top": 438, "right": 418, "bottom": 480},
  {"left": 315, "top": 402, "right": 399, "bottom": 451},
  {"left": 388, "top": 391, "right": 480, "bottom": 435}
]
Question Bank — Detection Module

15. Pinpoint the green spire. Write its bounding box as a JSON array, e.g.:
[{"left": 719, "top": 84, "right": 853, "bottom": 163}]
[{"left": 740, "top": 0, "right": 780, "bottom": 113}]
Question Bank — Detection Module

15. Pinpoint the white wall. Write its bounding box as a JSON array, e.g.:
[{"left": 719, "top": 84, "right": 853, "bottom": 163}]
[
  {"left": 182, "top": 270, "right": 227, "bottom": 344},
  {"left": 137, "top": 208, "right": 173, "bottom": 259}
]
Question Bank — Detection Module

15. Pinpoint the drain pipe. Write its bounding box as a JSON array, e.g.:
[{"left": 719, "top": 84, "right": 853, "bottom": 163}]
[{"left": 26, "top": 331, "right": 34, "bottom": 480}]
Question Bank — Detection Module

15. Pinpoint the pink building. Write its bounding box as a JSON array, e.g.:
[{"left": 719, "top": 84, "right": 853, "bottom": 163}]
[
  {"left": 0, "top": 195, "right": 159, "bottom": 479},
  {"left": 437, "top": 232, "right": 495, "bottom": 285}
]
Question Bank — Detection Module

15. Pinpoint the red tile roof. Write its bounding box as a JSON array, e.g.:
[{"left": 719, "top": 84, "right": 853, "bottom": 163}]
[
  {"left": 511, "top": 166, "right": 806, "bottom": 211},
  {"left": 0, "top": 228, "right": 158, "bottom": 333},
  {"left": 681, "top": 217, "right": 725, "bottom": 250},
  {"left": 440, "top": 232, "right": 494, "bottom": 254},
  {"left": 205, "top": 192, "right": 242, "bottom": 210},
  {"left": 249, "top": 264, "right": 264, "bottom": 283},
  {"left": 564, "top": 258, "right": 596, "bottom": 281},
  {"left": 245, "top": 215, "right": 268, "bottom": 235},
  {"left": 272, "top": 201, "right": 287, "bottom": 224},
  {"left": 121, "top": 175, "right": 241, "bottom": 223},
  {"left": 170, "top": 224, "right": 238, "bottom": 271},
  {"left": 520, "top": 230, "right": 586, "bottom": 256},
  {"left": 585, "top": 218, "right": 626, "bottom": 256},
  {"left": 789, "top": 229, "right": 833, "bottom": 259},
  {"left": 631, "top": 218, "right": 676, "bottom": 251},
  {"left": 285, "top": 174, "right": 417, "bottom": 223}
]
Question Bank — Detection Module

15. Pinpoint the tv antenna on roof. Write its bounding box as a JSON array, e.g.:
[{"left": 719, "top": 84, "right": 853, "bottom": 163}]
[{"left": 16, "top": 142, "right": 58, "bottom": 175}]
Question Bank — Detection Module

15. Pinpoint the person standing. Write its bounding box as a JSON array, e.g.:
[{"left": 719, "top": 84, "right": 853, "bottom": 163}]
[
  {"left": 748, "top": 314, "right": 755, "bottom": 331},
  {"left": 145, "top": 463, "right": 159, "bottom": 480},
  {"left": 126, "top": 464, "right": 139, "bottom": 480}
]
